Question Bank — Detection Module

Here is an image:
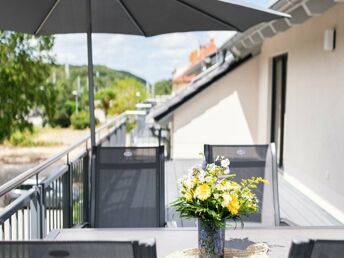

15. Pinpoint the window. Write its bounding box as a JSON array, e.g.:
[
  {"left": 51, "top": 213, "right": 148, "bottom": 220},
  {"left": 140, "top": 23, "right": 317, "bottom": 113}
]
[{"left": 271, "top": 54, "right": 288, "bottom": 168}]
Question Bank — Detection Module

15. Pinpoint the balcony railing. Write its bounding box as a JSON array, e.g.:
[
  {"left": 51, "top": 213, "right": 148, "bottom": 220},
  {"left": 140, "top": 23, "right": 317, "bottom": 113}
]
[{"left": 0, "top": 112, "right": 137, "bottom": 240}]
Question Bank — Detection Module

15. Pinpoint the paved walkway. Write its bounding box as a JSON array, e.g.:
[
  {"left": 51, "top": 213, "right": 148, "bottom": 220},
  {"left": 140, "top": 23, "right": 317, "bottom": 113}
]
[{"left": 165, "top": 159, "right": 341, "bottom": 227}]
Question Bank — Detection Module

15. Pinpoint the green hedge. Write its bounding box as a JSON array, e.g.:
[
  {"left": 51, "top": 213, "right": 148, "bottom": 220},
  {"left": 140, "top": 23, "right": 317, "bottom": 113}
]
[{"left": 71, "top": 111, "right": 99, "bottom": 130}]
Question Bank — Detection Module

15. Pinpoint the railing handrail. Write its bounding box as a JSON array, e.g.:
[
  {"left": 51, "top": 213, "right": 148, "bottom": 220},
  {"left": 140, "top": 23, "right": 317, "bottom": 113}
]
[
  {"left": 0, "top": 112, "right": 129, "bottom": 197},
  {"left": 0, "top": 188, "right": 37, "bottom": 223}
]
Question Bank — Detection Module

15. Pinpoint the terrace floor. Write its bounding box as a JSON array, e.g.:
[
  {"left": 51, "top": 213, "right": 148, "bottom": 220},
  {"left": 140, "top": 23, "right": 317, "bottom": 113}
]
[{"left": 165, "top": 159, "right": 342, "bottom": 227}]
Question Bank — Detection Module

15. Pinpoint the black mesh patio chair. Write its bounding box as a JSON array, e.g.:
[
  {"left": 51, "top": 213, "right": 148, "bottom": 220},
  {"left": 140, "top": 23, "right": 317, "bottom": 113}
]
[
  {"left": 93, "top": 146, "right": 165, "bottom": 228},
  {"left": 289, "top": 239, "right": 344, "bottom": 258},
  {"left": 204, "top": 144, "right": 280, "bottom": 226},
  {"left": 0, "top": 240, "right": 157, "bottom": 258}
]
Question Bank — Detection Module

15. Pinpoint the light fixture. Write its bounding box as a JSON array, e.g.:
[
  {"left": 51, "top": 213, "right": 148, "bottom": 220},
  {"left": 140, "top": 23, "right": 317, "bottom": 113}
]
[{"left": 324, "top": 28, "right": 336, "bottom": 51}]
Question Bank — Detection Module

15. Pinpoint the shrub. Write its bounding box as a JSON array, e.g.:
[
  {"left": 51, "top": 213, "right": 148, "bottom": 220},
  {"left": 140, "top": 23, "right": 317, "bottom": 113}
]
[
  {"left": 125, "top": 121, "right": 137, "bottom": 133},
  {"left": 8, "top": 130, "right": 33, "bottom": 146},
  {"left": 71, "top": 111, "right": 90, "bottom": 130},
  {"left": 6, "top": 128, "right": 60, "bottom": 147},
  {"left": 53, "top": 112, "right": 71, "bottom": 128}
]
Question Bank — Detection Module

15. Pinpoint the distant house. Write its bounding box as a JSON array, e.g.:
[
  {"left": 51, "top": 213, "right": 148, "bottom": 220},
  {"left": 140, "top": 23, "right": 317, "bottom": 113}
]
[
  {"left": 152, "top": 0, "right": 344, "bottom": 222},
  {"left": 171, "top": 39, "right": 218, "bottom": 93}
]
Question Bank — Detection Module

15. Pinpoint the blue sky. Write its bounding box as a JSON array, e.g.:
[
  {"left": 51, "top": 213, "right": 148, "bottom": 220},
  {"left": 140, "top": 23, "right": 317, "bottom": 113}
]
[{"left": 52, "top": 0, "right": 272, "bottom": 83}]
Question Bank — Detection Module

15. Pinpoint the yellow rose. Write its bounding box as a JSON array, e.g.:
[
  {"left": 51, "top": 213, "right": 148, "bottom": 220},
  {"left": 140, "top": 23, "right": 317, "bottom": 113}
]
[
  {"left": 194, "top": 184, "right": 211, "bottom": 201},
  {"left": 227, "top": 195, "right": 240, "bottom": 215}
]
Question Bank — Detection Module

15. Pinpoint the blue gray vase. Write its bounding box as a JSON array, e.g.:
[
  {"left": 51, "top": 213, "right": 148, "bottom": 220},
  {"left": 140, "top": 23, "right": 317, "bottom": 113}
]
[{"left": 198, "top": 219, "right": 225, "bottom": 258}]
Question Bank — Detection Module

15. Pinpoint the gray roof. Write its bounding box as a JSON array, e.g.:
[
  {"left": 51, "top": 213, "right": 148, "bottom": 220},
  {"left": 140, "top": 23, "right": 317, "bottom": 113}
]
[
  {"left": 221, "top": 0, "right": 337, "bottom": 58},
  {"left": 152, "top": 0, "right": 338, "bottom": 123},
  {"left": 151, "top": 54, "right": 252, "bottom": 123}
]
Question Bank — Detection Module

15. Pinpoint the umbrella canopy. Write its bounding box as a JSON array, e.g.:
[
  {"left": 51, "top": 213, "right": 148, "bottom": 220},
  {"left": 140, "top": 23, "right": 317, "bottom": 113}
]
[{"left": 1, "top": 0, "right": 288, "bottom": 36}]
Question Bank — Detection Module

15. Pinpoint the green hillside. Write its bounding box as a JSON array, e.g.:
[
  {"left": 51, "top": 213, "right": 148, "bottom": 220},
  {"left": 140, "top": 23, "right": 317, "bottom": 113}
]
[{"left": 52, "top": 64, "right": 146, "bottom": 90}]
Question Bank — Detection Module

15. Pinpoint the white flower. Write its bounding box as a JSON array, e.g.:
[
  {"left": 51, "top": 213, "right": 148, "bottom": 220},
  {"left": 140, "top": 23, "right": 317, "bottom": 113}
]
[
  {"left": 185, "top": 178, "right": 195, "bottom": 189},
  {"left": 208, "top": 163, "right": 216, "bottom": 171},
  {"left": 198, "top": 169, "right": 206, "bottom": 182},
  {"left": 224, "top": 167, "right": 230, "bottom": 175},
  {"left": 205, "top": 176, "right": 213, "bottom": 183},
  {"left": 221, "top": 159, "right": 230, "bottom": 168},
  {"left": 221, "top": 193, "right": 232, "bottom": 207},
  {"left": 187, "top": 170, "right": 193, "bottom": 180},
  {"left": 216, "top": 183, "right": 226, "bottom": 191},
  {"left": 178, "top": 175, "right": 187, "bottom": 185}
]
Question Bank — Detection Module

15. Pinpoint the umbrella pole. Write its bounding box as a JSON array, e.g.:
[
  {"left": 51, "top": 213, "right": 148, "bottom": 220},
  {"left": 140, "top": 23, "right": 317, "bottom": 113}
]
[
  {"left": 87, "top": 30, "right": 97, "bottom": 227},
  {"left": 87, "top": 31, "right": 96, "bottom": 150}
]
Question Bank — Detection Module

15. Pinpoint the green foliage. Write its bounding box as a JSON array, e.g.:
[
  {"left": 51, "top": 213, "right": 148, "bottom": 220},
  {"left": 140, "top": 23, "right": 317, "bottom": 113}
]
[
  {"left": 95, "top": 88, "right": 116, "bottom": 118},
  {"left": 8, "top": 130, "right": 36, "bottom": 146},
  {"left": 6, "top": 128, "right": 60, "bottom": 147},
  {"left": 125, "top": 121, "right": 137, "bottom": 133},
  {"left": 154, "top": 79, "right": 172, "bottom": 95},
  {"left": 50, "top": 99, "right": 81, "bottom": 128},
  {"left": 70, "top": 111, "right": 91, "bottom": 130},
  {"left": 0, "top": 31, "right": 55, "bottom": 143},
  {"left": 50, "top": 65, "right": 146, "bottom": 128},
  {"left": 110, "top": 78, "right": 148, "bottom": 114},
  {"left": 72, "top": 201, "right": 81, "bottom": 224}
]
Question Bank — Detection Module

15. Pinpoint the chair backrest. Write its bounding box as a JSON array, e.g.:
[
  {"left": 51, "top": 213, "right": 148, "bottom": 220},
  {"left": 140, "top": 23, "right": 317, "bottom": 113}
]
[
  {"left": 289, "top": 239, "right": 344, "bottom": 258},
  {"left": 0, "top": 240, "right": 157, "bottom": 258},
  {"left": 310, "top": 240, "right": 344, "bottom": 258},
  {"left": 288, "top": 239, "right": 313, "bottom": 258},
  {"left": 93, "top": 146, "right": 165, "bottom": 228},
  {"left": 204, "top": 144, "right": 280, "bottom": 226}
]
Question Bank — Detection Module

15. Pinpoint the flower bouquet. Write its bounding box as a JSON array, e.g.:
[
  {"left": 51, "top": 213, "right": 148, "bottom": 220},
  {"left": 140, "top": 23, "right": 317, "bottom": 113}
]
[{"left": 171, "top": 156, "right": 268, "bottom": 258}]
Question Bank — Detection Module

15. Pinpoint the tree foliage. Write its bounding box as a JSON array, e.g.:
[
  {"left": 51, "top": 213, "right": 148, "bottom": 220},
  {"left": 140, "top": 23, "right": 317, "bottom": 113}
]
[
  {"left": 0, "top": 32, "right": 55, "bottom": 143},
  {"left": 95, "top": 88, "right": 116, "bottom": 118},
  {"left": 110, "top": 78, "right": 148, "bottom": 114},
  {"left": 154, "top": 79, "right": 172, "bottom": 96},
  {"left": 50, "top": 65, "right": 146, "bottom": 128}
]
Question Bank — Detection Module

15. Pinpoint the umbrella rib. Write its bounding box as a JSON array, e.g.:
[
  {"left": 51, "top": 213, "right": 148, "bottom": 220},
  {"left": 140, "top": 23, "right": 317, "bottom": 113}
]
[
  {"left": 35, "top": 0, "right": 61, "bottom": 35},
  {"left": 116, "top": 0, "right": 147, "bottom": 36},
  {"left": 174, "top": 0, "right": 242, "bottom": 32}
]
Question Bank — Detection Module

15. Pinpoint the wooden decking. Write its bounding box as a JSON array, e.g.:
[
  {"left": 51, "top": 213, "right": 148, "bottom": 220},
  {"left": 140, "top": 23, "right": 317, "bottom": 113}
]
[{"left": 165, "top": 159, "right": 341, "bottom": 227}]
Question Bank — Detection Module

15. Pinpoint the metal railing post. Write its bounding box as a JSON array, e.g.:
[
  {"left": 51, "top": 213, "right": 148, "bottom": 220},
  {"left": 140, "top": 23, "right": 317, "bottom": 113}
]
[
  {"left": 83, "top": 154, "right": 89, "bottom": 224},
  {"left": 90, "top": 151, "right": 97, "bottom": 228},
  {"left": 29, "top": 188, "right": 41, "bottom": 239},
  {"left": 38, "top": 184, "right": 46, "bottom": 238},
  {"left": 121, "top": 121, "right": 127, "bottom": 147},
  {"left": 62, "top": 170, "right": 71, "bottom": 228}
]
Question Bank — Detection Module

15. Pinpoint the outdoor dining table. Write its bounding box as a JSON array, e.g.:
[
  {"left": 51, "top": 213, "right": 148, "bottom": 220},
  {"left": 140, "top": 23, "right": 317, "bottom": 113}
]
[{"left": 48, "top": 227, "right": 344, "bottom": 257}]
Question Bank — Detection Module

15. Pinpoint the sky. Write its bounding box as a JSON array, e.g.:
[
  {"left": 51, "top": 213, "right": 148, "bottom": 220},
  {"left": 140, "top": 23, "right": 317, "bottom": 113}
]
[{"left": 52, "top": 0, "right": 272, "bottom": 84}]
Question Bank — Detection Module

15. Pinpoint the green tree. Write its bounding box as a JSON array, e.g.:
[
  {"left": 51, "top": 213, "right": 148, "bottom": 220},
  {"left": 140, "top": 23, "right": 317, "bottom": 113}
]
[
  {"left": 110, "top": 78, "right": 148, "bottom": 114},
  {"left": 50, "top": 78, "right": 81, "bottom": 128},
  {"left": 0, "top": 32, "right": 55, "bottom": 142},
  {"left": 95, "top": 88, "right": 116, "bottom": 119},
  {"left": 154, "top": 79, "right": 172, "bottom": 95}
]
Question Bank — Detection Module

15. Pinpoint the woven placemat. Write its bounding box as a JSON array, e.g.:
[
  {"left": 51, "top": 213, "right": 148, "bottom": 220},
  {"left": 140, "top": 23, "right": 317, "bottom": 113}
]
[{"left": 167, "top": 243, "right": 269, "bottom": 258}]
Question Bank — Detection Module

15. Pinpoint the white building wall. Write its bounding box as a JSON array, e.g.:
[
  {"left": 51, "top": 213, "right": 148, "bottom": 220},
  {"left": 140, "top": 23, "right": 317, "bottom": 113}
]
[
  {"left": 258, "top": 4, "right": 344, "bottom": 216},
  {"left": 168, "top": 2, "right": 344, "bottom": 219},
  {"left": 172, "top": 57, "right": 260, "bottom": 159}
]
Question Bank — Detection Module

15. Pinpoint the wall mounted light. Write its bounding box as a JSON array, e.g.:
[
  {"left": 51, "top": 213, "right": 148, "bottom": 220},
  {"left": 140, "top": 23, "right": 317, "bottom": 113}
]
[{"left": 324, "top": 28, "right": 336, "bottom": 51}]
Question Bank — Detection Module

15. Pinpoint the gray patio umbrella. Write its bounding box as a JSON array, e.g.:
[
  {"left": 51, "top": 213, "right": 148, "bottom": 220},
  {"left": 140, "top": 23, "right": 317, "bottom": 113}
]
[{"left": 0, "top": 0, "right": 288, "bottom": 152}]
